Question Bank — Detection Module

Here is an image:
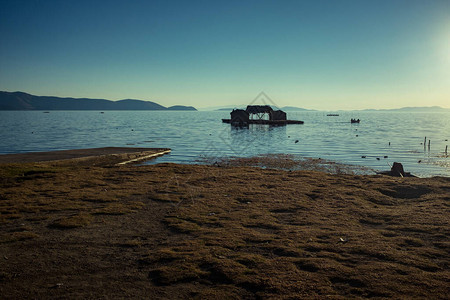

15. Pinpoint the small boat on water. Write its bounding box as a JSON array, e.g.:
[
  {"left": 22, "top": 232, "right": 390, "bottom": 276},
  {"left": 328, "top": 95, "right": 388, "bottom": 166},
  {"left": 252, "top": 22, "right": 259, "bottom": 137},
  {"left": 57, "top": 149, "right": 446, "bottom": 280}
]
[
  {"left": 327, "top": 114, "right": 339, "bottom": 116},
  {"left": 351, "top": 119, "right": 360, "bottom": 123}
]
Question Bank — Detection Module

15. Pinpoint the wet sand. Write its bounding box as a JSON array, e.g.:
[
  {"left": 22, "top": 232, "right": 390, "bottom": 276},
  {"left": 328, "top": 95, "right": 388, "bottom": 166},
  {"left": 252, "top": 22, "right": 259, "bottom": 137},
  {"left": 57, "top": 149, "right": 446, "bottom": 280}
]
[{"left": 0, "top": 153, "right": 449, "bottom": 299}]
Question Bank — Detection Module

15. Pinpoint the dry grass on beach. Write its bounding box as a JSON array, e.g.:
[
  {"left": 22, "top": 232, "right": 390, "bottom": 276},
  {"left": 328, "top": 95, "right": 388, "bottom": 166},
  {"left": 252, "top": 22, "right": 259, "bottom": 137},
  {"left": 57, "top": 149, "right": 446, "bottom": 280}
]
[
  {"left": 0, "top": 159, "right": 449, "bottom": 299},
  {"left": 198, "top": 153, "right": 376, "bottom": 175}
]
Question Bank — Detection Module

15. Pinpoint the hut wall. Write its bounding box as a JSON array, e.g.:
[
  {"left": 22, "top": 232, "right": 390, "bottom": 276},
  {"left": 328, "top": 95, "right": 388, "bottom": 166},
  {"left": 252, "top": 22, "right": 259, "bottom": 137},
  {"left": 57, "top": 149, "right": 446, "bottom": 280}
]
[
  {"left": 270, "top": 110, "right": 287, "bottom": 121},
  {"left": 230, "top": 109, "right": 249, "bottom": 124}
]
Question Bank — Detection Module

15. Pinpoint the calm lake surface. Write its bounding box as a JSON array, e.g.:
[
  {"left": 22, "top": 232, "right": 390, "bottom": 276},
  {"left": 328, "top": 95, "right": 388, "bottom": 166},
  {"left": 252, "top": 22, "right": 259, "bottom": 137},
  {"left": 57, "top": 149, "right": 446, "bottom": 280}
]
[{"left": 0, "top": 110, "right": 449, "bottom": 177}]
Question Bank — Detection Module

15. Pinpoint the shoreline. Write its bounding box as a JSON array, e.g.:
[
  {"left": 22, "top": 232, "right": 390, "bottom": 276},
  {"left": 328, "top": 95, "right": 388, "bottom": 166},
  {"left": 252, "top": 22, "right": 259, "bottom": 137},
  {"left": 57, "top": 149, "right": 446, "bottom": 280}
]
[
  {"left": 1, "top": 155, "right": 449, "bottom": 298},
  {"left": 1, "top": 148, "right": 447, "bottom": 178}
]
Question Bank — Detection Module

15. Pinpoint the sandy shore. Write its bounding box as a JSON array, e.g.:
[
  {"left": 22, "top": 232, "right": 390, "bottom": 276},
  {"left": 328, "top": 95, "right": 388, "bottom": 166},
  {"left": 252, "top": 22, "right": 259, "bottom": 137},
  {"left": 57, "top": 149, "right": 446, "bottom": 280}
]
[{"left": 0, "top": 153, "right": 449, "bottom": 298}]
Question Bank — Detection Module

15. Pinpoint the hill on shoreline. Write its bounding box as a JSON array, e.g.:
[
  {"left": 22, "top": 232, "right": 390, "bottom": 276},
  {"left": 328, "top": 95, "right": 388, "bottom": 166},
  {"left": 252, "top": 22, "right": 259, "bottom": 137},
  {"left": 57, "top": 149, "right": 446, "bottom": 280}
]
[{"left": 0, "top": 91, "right": 197, "bottom": 111}]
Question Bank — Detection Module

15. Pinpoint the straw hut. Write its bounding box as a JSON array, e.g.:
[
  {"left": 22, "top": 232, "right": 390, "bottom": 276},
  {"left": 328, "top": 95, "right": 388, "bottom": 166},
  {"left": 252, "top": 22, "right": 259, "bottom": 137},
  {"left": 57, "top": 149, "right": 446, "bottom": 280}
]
[
  {"left": 230, "top": 109, "right": 249, "bottom": 125},
  {"left": 270, "top": 110, "right": 287, "bottom": 121}
]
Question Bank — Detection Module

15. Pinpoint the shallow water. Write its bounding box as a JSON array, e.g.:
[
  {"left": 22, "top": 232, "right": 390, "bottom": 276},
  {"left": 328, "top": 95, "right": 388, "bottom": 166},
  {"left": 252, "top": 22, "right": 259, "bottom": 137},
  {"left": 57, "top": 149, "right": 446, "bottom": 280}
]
[{"left": 0, "top": 110, "right": 449, "bottom": 177}]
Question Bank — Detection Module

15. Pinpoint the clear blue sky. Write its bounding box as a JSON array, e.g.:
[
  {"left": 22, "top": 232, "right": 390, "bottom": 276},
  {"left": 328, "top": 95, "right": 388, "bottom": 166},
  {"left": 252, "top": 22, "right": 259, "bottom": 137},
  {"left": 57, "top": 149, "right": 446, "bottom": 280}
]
[{"left": 1, "top": 0, "right": 449, "bottom": 109}]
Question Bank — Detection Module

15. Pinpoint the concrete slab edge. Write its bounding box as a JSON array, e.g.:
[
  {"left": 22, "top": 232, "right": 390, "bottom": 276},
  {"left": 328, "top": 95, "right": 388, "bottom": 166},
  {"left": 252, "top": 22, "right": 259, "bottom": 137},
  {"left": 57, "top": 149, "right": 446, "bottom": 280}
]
[{"left": 116, "top": 149, "right": 172, "bottom": 165}]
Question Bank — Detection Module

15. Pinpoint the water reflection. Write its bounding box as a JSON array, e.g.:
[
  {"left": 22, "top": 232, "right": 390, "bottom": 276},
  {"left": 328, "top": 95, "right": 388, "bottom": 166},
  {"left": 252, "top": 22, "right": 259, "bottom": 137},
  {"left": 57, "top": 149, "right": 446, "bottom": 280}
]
[{"left": 228, "top": 124, "right": 288, "bottom": 156}]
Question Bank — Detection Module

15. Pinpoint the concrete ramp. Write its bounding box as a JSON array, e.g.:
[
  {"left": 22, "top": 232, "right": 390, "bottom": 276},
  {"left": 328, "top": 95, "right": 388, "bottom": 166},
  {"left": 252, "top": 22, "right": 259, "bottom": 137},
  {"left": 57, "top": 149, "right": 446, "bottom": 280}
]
[{"left": 0, "top": 147, "right": 171, "bottom": 165}]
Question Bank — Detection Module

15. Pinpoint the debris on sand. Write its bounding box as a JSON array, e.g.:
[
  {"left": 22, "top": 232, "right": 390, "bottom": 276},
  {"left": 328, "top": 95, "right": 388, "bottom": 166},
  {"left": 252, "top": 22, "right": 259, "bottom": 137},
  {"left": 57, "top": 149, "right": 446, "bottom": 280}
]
[{"left": 378, "top": 162, "right": 416, "bottom": 177}]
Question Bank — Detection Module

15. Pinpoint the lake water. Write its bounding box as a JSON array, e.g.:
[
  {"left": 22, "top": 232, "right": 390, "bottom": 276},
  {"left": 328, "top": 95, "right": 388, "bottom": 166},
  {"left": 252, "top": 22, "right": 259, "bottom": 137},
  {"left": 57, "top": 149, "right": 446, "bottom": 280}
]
[{"left": 0, "top": 110, "right": 449, "bottom": 177}]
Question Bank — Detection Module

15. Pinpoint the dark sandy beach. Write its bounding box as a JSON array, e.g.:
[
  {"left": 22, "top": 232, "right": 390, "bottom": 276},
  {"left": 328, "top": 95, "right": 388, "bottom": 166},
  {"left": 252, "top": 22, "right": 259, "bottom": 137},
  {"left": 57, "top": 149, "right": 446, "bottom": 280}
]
[{"left": 0, "top": 150, "right": 449, "bottom": 299}]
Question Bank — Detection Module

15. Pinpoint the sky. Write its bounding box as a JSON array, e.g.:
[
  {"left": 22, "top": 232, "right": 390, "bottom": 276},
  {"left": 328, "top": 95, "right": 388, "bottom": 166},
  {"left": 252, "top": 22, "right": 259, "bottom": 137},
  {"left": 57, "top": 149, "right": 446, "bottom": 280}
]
[{"left": 0, "top": 0, "right": 449, "bottom": 110}]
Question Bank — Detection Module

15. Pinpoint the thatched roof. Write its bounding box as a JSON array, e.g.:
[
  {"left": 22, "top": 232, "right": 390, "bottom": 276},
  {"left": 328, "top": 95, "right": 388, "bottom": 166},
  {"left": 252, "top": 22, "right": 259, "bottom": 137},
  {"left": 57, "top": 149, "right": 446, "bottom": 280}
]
[{"left": 246, "top": 105, "right": 273, "bottom": 114}]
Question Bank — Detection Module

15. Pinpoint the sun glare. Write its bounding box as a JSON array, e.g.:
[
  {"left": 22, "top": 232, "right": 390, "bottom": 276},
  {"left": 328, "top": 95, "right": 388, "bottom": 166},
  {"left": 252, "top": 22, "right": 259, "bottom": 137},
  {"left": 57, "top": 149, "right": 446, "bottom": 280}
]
[
  {"left": 442, "top": 38, "right": 450, "bottom": 65},
  {"left": 439, "top": 25, "right": 450, "bottom": 65}
]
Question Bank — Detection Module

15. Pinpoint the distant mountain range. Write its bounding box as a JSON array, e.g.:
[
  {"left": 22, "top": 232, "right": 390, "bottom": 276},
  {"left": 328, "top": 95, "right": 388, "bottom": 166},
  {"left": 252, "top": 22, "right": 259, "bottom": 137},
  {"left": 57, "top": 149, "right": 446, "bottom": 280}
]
[
  {"left": 213, "top": 105, "right": 449, "bottom": 112},
  {"left": 359, "top": 106, "right": 449, "bottom": 112},
  {"left": 213, "top": 106, "right": 315, "bottom": 111},
  {"left": 0, "top": 91, "right": 197, "bottom": 111},
  {"left": 2, "top": 91, "right": 447, "bottom": 112},
  {"left": 281, "top": 106, "right": 317, "bottom": 111}
]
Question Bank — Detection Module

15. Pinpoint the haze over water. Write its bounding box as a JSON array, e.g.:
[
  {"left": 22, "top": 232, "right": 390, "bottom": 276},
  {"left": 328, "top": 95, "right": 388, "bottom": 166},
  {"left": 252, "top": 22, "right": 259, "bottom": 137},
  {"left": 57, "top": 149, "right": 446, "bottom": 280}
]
[{"left": 1, "top": 110, "right": 448, "bottom": 177}]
